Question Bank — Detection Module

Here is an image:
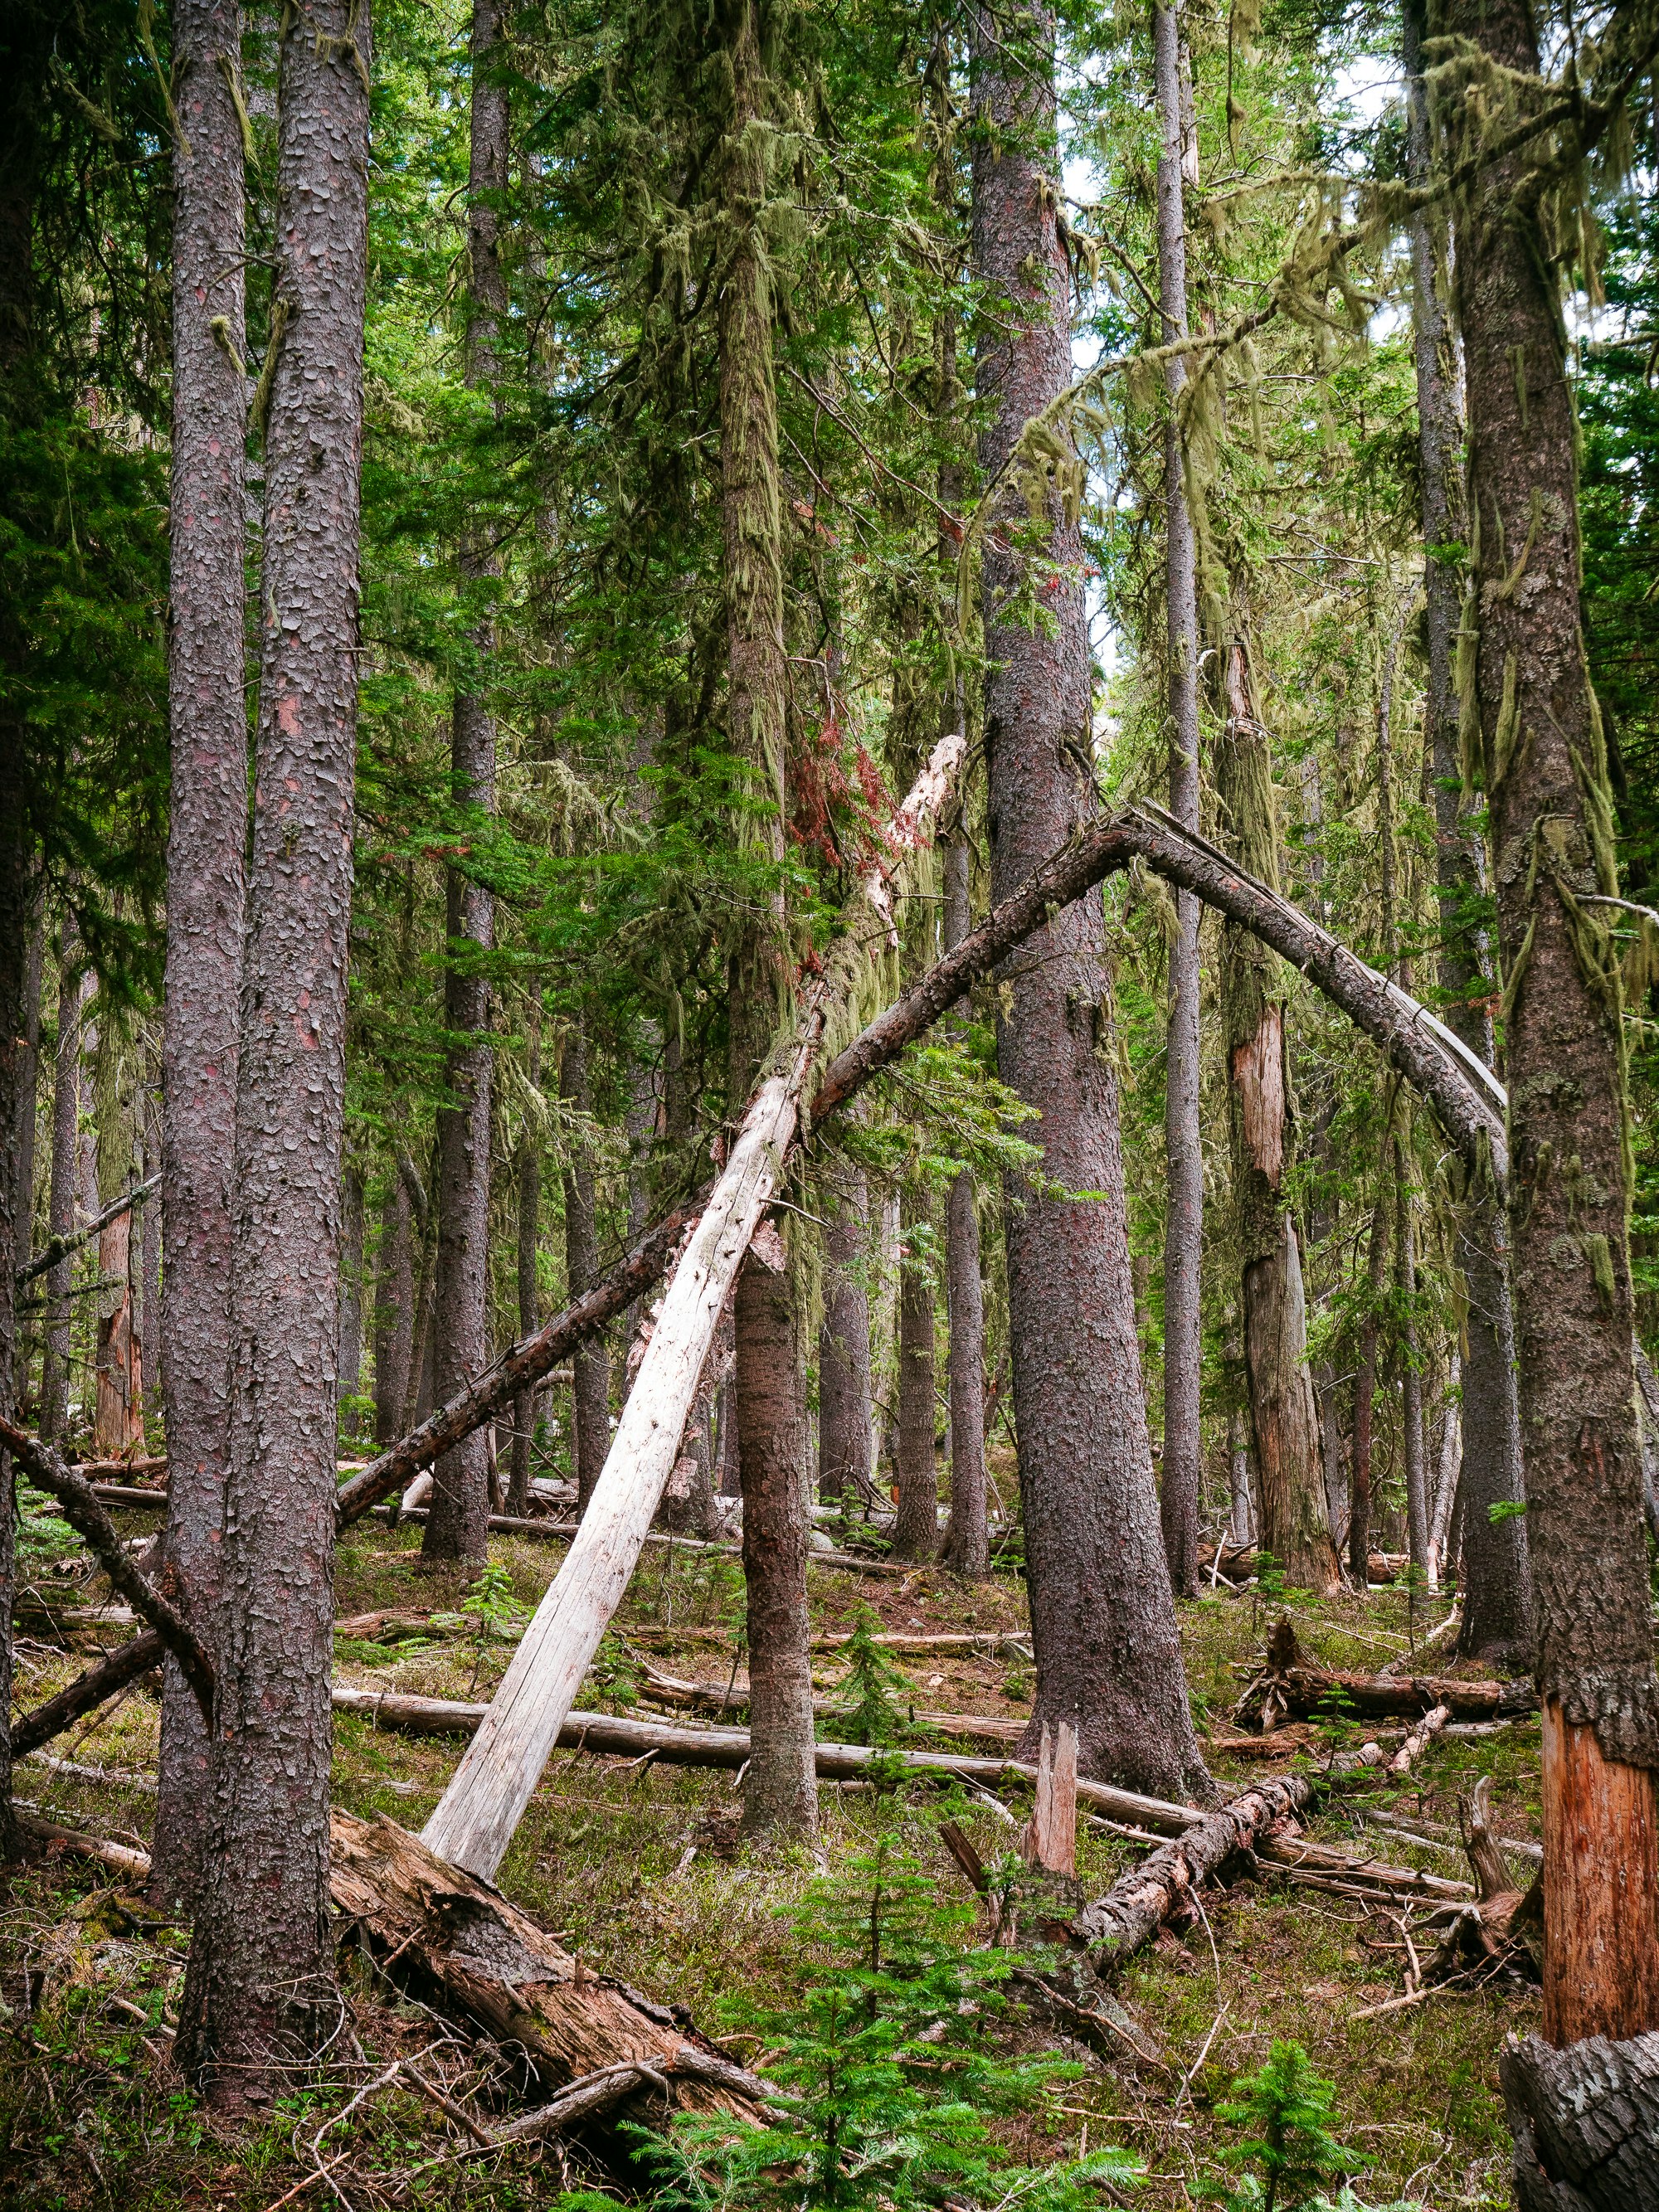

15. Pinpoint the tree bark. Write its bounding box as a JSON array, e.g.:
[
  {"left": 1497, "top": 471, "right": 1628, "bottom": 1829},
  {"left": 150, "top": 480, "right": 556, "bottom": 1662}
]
[
  {"left": 0, "top": 675, "right": 29, "bottom": 1863},
  {"left": 1445, "top": 0, "right": 1659, "bottom": 2044},
  {"left": 338, "top": 1160, "right": 365, "bottom": 1422},
  {"left": 508, "top": 1014, "right": 542, "bottom": 1518},
  {"left": 971, "top": 1, "right": 1209, "bottom": 1801},
  {"left": 1219, "top": 638, "right": 1339, "bottom": 1595},
  {"left": 1402, "top": 0, "right": 1533, "bottom": 1670},
  {"left": 939, "top": 834, "right": 989, "bottom": 1577},
  {"left": 38, "top": 946, "right": 85, "bottom": 1441},
  {"left": 562, "top": 1013, "right": 610, "bottom": 1514},
  {"left": 423, "top": 0, "right": 505, "bottom": 1569},
  {"left": 1397, "top": 1161, "right": 1430, "bottom": 1581},
  {"left": 1350, "top": 1179, "right": 1390, "bottom": 1590},
  {"left": 817, "top": 1163, "right": 872, "bottom": 1505},
  {"left": 373, "top": 1168, "right": 415, "bottom": 1444},
  {"left": 149, "top": 0, "right": 250, "bottom": 1920},
  {"left": 1154, "top": 0, "right": 1204, "bottom": 1604},
  {"left": 1501, "top": 2027, "right": 1659, "bottom": 2210},
  {"left": 893, "top": 1184, "right": 937, "bottom": 1561},
  {"left": 175, "top": 0, "right": 371, "bottom": 2106}
]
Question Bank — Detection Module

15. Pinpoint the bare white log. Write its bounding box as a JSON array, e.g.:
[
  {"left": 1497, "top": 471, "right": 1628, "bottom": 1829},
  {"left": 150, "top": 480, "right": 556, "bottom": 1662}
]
[{"left": 421, "top": 732, "right": 966, "bottom": 1879}]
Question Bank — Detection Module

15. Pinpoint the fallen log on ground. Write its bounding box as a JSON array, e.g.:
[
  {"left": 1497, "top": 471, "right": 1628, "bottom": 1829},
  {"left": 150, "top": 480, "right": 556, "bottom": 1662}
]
[
  {"left": 421, "top": 733, "right": 967, "bottom": 1882},
  {"left": 329, "top": 1684, "right": 1200, "bottom": 1830},
  {"left": 1236, "top": 1621, "right": 1533, "bottom": 1729},
  {"left": 632, "top": 1659, "right": 1025, "bottom": 1746},
  {"left": 1501, "top": 2027, "right": 1659, "bottom": 2206},
  {"left": 1254, "top": 1830, "right": 1473, "bottom": 1903}
]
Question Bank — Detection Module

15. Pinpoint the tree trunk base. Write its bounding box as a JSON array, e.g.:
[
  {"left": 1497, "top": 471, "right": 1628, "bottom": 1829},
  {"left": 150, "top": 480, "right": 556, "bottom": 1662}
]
[{"left": 1501, "top": 2030, "right": 1659, "bottom": 2210}]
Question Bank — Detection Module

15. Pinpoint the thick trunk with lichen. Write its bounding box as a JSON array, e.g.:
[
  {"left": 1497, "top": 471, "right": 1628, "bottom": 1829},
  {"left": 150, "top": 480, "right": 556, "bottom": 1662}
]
[
  {"left": 175, "top": 0, "right": 370, "bottom": 2106},
  {"left": 1446, "top": 0, "right": 1659, "bottom": 2046},
  {"left": 149, "top": 0, "right": 250, "bottom": 1914},
  {"left": 720, "top": 0, "right": 815, "bottom": 1844},
  {"left": 1154, "top": 0, "right": 1203, "bottom": 1602},
  {"left": 1219, "top": 639, "right": 1339, "bottom": 1595},
  {"left": 971, "top": 1, "right": 1209, "bottom": 1801},
  {"left": 1403, "top": 0, "right": 1532, "bottom": 1670},
  {"left": 423, "top": 0, "right": 506, "bottom": 1570}
]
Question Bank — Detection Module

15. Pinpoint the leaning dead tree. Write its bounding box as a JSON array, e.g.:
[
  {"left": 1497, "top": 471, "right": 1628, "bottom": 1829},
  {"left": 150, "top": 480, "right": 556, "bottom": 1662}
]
[{"left": 420, "top": 731, "right": 966, "bottom": 1877}]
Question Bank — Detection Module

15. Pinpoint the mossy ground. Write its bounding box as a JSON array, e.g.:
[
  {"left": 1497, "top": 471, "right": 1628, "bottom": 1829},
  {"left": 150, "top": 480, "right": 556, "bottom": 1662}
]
[{"left": 1, "top": 1497, "right": 1536, "bottom": 2209}]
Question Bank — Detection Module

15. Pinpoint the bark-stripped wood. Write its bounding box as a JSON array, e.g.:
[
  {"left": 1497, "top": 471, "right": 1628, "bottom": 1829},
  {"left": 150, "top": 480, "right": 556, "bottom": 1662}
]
[
  {"left": 421, "top": 732, "right": 965, "bottom": 1879},
  {"left": 1024, "top": 1721, "right": 1079, "bottom": 1878}
]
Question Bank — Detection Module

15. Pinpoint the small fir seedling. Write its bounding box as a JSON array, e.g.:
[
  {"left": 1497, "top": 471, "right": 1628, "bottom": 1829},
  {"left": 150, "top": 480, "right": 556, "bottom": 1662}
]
[
  {"left": 836, "top": 1606, "right": 912, "bottom": 1748},
  {"left": 620, "top": 1830, "right": 1141, "bottom": 2212},
  {"left": 1198, "top": 2041, "right": 1370, "bottom": 2212}
]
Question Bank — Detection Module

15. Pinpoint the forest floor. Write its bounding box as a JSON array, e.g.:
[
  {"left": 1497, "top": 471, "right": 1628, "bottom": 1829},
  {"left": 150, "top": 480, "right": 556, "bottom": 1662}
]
[{"left": 0, "top": 1482, "right": 1538, "bottom": 2210}]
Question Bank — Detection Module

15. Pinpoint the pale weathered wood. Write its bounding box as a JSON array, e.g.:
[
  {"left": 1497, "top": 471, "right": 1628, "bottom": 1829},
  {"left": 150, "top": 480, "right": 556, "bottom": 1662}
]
[
  {"left": 421, "top": 735, "right": 966, "bottom": 1879},
  {"left": 1024, "top": 1720, "right": 1078, "bottom": 1877}
]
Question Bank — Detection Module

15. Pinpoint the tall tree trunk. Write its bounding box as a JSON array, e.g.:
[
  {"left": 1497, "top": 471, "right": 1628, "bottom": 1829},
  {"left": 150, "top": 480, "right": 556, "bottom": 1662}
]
[
  {"left": 817, "top": 1164, "right": 872, "bottom": 1504},
  {"left": 1396, "top": 1158, "right": 1429, "bottom": 1580},
  {"left": 893, "top": 1186, "right": 937, "bottom": 1560},
  {"left": 1227, "top": 1402, "right": 1252, "bottom": 1548},
  {"left": 720, "top": 0, "right": 815, "bottom": 1843},
  {"left": 562, "top": 1013, "right": 610, "bottom": 1513},
  {"left": 38, "top": 943, "right": 84, "bottom": 1441},
  {"left": 338, "top": 1162, "right": 365, "bottom": 1423},
  {"left": 423, "top": 0, "right": 505, "bottom": 1571},
  {"left": 153, "top": 0, "right": 249, "bottom": 1909},
  {"left": 176, "top": 0, "right": 370, "bottom": 2106},
  {"left": 971, "top": 1, "right": 1209, "bottom": 1800},
  {"left": 373, "top": 1169, "right": 414, "bottom": 1444},
  {"left": 0, "top": 667, "right": 30, "bottom": 1866},
  {"left": 1219, "top": 638, "right": 1340, "bottom": 1594},
  {"left": 92, "top": 1040, "right": 144, "bottom": 1456},
  {"left": 508, "top": 1011, "right": 542, "bottom": 1517},
  {"left": 940, "top": 833, "right": 988, "bottom": 1577},
  {"left": 1403, "top": 0, "right": 1532, "bottom": 1670},
  {"left": 1444, "top": 0, "right": 1659, "bottom": 2043},
  {"left": 1349, "top": 1179, "right": 1390, "bottom": 1587},
  {"left": 139, "top": 1077, "right": 161, "bottom": 1423},
  {"left": 1153, "top": 0, "right": 1203, "bottom": 1602}
]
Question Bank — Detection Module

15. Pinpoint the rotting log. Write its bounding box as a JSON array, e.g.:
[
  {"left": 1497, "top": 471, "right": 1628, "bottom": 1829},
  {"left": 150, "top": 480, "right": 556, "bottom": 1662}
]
[
  {"left": 1501, "top": 2028, "right": 1659, "bottom": 2210},
  {"left": 421, "top": 732, "right": 967, "bottom": 1881},
  {"left": 1236, "top": 1621, "right": 1532, "bottom": 1729},
  {"left": 329, "top": 1810, "right": 764, "bottom": 2121}
]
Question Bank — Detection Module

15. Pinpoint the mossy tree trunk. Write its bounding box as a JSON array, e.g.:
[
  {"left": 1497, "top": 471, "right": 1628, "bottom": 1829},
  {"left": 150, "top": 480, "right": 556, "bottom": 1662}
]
[
  {"left": 1219, "top": 638, "right": 1340, "bottom": 1596},
  {"left": 971, "top": 0, "right": 1209, "bottom": 1800},
  {"left": 719, "top": 0, "right": 815, "bottom": 1845},
  {"left": 1444, "top": 0, "right": 1659, "bottom": 2044}
]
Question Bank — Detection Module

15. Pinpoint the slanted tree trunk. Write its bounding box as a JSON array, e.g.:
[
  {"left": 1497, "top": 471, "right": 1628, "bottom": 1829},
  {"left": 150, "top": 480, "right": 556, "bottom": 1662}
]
[
  {"left": 893, "top": 1186, "right": 938, "bottom": 1561},
  {"left": 508, "top": 1011, "right": 542, "bottom": 1518},
  {"left": 940, "top": 832, "right": 988, "bottom": 1577},
  {"left": 423, "top": 0, "right": 505, "bottom": 1570},
  {"left": 175, "top": 0, "right": 370, "bottom": 2106},
  {"left": 1219, "top": 638, "right": 1339, "bottom": 1595},
  {"left": 1445, "top": 0, "right": 1659, "bottom": 2043},
  {"left": 720, "top": 0, "right": 815, "bottom": 1844},
  {"left": 562, "top": 1012, "right": 610, "bottom": 1514},
  {"left": 970, "top": 0, "right": 1209, "bottom": 1800},
  {"left": 149, "top": 0, "right": 250, "bottom": 1919},
  {"left": 39, "top": 946, "right": 85, "bottom": 1442},
  {"left": 1403, "top": 0, "right": 1532, "bottom": 1670},
  {"left": 374, "top": 1168, "right": 415, "bottom": 1444},
  {"left": 1153, "top": 0, "right": 1203, "bottom": 1603},
  {"left": 817, "top": 1164, "right": 873, "bottom": 1505}
]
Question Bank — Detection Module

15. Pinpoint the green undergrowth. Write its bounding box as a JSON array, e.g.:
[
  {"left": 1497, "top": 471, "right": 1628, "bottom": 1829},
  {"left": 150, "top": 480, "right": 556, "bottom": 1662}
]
[{"left": 1, "top": 1507, "right": 1538, "bottom": 2208}]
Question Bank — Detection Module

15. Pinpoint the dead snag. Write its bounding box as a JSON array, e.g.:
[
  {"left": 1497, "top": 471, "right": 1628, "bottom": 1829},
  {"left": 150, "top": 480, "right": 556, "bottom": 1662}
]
[
  {"left": 329, "top": 1811, "right": 762, "bottom": 2122},
  {"left": 1501, "top": 2029, "right": 1659, "bottom": 2209},
  {"left": 1424, "top": 1776, "right": 1542, "bottom": 1993}
]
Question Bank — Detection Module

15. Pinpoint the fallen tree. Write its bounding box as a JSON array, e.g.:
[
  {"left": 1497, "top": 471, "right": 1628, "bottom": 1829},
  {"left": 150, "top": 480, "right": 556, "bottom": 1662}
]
[{"left": 1235, "top": 1622, "right": 1534, "bottom": 1729}]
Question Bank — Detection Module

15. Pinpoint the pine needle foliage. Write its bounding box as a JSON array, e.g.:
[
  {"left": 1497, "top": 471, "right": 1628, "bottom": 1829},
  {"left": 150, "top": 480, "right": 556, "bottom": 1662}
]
[{"left": 834, "top": 1607, "right": 912, "bottom": 1747}]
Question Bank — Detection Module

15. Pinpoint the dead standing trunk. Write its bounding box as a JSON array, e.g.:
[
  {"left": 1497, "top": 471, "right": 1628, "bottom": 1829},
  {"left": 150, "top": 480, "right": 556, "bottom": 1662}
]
[
  {"left": 893, "top": 1186, "right": 938, "bottom": 1560},
  {"left": 970, "top": 1, "right": 1209, "bottom": 1800},
  {"left": 1349, "top": 1179, "right": 1389, "bottom": 1589},
  {"left": 1444, "top": 0, "right": 1659, "bottom": 2043},
  {"left": 176, "top": 0, "right": 371, "bottom": 2106},
  {"left": 1219, "top": 639, "right": 1340, "bottom": 1595},
  {"left": 150, "top": 0, "right": 250, "bottom": 1917},
  {"left": 940, "top": 833, "right": 988, "bottom": 1577},
  {"left": 562, "top": 1013, "right": 611, "bottom": 1514},
  {"left": 39, "top": 949, "right": 85, "bottom": 1442},
  {"left": 423, "top": 0, "right": 506, "bottom": 1571},
  {"left": 720, "top": 0, "right": 815, "bottom": 1845},
  {"left": 1153, "top": 0, "right": 1203, "bottom": 1602},
  {"left": 1403, "top": 0, "right": 1531, "bottom": 1670}
]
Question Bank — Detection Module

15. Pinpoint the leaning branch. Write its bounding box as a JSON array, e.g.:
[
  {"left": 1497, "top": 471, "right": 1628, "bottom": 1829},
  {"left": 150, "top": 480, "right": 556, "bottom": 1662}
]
[
  {"left": 14, "top": 1176, "right": 160, "bottom": 1286},
  {"left": 0, "top": 1418, "right": 214, "bottom": 1723}
]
